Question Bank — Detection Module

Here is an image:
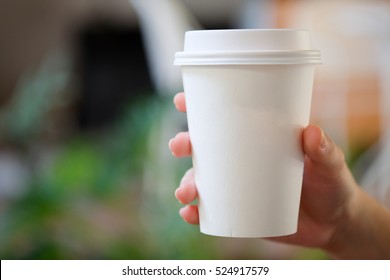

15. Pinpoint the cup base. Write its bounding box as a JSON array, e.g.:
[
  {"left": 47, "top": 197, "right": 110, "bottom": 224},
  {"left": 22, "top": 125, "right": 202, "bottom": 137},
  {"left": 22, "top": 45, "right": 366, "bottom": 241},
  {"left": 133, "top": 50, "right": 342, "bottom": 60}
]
[{"left": 200, "top": 228, "right": 298, "bottom": 238}]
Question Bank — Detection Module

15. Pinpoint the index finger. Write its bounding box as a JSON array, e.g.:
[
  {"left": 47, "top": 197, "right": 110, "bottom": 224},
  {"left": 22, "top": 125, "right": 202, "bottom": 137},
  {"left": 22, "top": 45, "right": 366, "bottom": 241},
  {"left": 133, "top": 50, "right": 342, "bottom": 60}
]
[{"left": 173, "top": 92, "right": 186, "bottom": 113}]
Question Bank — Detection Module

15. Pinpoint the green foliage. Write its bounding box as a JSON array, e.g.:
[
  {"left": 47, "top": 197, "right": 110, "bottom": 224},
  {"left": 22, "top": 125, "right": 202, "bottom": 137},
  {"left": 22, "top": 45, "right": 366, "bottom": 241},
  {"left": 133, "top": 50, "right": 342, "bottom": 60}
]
[
  {"left": 0, "top": 93, "right": 169, "bottom": 259},
  {"left": 0, "top": 52, "right": 70, "bottom": 144}
]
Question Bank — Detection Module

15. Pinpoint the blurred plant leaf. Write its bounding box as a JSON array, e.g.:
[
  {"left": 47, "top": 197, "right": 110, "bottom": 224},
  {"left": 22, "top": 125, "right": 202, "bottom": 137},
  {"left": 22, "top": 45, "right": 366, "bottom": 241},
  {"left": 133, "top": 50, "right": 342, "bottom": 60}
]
[{"left": 0, "top": 51, "right": 70, "bottom": 143}]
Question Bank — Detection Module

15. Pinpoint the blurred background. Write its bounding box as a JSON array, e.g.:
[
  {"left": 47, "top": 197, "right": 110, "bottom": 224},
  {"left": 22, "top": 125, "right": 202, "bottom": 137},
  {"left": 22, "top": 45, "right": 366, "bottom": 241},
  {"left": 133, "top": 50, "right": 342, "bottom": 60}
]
[{"left": 0, "top": 0, "right": 389, "bottom": 259}]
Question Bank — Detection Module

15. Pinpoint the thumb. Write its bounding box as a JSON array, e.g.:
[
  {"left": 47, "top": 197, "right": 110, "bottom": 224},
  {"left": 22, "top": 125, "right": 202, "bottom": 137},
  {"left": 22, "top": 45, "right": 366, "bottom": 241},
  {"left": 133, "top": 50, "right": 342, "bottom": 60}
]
[{"left": 303, "top": 125, "right": 346, "bottom": 179}]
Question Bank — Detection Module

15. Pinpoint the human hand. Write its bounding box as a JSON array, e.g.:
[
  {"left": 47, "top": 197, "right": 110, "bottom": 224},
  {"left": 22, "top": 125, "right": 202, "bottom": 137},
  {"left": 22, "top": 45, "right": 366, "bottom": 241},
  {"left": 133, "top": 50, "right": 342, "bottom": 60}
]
[{"left": 169, "top": 92, "right": 390, "bottom": 259}]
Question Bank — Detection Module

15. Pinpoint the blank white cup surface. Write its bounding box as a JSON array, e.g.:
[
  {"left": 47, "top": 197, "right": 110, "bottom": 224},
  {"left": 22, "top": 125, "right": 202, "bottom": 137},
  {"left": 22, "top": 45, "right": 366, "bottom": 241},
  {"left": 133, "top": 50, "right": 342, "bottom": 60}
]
[{"left": 175, "top": 29, "right": 321, "bottom": 238}]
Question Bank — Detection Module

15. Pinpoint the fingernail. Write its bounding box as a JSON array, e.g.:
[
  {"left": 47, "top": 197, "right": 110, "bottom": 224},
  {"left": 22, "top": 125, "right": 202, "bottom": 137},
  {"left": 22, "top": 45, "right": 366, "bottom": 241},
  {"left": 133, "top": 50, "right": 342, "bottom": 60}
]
[
  {"left": 320, "top": 129, "right": 328, "bottom": 150},
  {"left": 175, "top": 188, "right": 182, "bottom": 203},
  {"left": 168, "top": 138, "right": 174, "bottom": 148},
  {"left": 168, "top": 138, "right": 176, "bottom": 155},
  {"left": 179, "top": 206, "right": 186, "bottom": 217},
  {"left": 173, "top": 94, "right": 180, "bottom": 109},
  {"left": 180, "top": 170, "right": 189, "bottom": 185}
]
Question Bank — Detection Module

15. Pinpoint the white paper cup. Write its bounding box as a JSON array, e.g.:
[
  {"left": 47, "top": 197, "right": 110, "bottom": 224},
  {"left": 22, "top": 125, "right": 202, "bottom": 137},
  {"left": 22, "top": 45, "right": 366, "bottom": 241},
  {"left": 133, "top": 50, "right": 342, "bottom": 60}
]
[{"left": 174, "top": 29, "right": 321, "bottom": 238}]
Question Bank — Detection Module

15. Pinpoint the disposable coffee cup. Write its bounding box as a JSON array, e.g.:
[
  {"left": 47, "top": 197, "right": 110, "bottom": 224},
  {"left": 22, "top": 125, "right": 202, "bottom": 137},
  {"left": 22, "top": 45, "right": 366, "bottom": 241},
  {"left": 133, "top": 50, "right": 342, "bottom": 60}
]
[{"left": 174, "top": 29, "right": 321, "bottom": 238}]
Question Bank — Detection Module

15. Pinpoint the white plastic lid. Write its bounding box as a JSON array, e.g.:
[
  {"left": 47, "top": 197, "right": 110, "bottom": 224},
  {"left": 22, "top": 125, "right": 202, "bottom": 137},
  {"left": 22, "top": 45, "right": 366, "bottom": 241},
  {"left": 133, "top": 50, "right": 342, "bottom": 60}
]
[{"left": 174, "top": 29, "right": 322, "bottom": 65}]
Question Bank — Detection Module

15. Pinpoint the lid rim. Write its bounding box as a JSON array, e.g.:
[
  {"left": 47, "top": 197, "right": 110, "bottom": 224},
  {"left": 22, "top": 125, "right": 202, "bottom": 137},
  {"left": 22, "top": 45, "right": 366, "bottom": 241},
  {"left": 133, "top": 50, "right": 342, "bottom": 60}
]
[{"left": 174, "top": 50, "right": 322, "bottom": 65}]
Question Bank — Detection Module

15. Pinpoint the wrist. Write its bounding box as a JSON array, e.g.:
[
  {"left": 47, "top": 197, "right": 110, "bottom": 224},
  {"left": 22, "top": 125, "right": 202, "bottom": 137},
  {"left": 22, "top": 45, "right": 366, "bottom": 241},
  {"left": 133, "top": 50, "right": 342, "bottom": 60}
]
[
  {"left": 324, "top": 186, "right": 390, "bottom": 259},
  {"left": 323, "top": 185, "right": 365, "bottom": 259}
]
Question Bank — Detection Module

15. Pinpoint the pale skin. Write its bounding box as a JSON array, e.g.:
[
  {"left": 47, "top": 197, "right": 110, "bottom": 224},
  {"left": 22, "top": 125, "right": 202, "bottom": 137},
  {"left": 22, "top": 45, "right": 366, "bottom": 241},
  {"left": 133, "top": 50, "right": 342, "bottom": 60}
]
[{"left": 169, "top": 92, "right": 390, "bottom": 259}]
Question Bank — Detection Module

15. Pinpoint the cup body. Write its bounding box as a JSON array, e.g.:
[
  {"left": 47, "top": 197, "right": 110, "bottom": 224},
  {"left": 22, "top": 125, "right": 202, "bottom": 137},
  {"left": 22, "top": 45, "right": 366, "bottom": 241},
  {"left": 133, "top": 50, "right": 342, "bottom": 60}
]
[{"left": 174, "top": 29, "right": 321, "bottom": 237}]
